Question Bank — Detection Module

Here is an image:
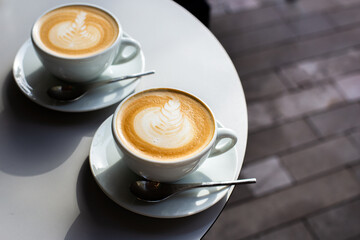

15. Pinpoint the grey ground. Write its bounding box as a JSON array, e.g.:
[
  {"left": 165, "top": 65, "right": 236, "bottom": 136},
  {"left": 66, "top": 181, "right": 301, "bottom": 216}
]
[{"left": 203, "top": 0, "right": 360, "bottom": 239}]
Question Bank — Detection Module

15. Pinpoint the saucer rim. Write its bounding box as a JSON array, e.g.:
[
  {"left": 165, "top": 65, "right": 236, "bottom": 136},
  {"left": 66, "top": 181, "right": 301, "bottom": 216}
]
[{"left": 89, "top": 115, "right": 239, "bottom": 218}]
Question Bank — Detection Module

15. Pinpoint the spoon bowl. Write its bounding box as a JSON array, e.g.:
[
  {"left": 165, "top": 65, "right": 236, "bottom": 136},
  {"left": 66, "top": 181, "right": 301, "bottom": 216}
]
[
  {"left": 130, "top": 178, "right": 256, "bottom": 202},
  {"left": 47, "top": 70, "right": 155, "bottom": 102}
]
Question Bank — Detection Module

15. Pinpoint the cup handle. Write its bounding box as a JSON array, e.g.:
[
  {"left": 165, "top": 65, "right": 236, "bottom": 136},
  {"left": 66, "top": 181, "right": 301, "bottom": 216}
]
[
  {"left": 209, "top": 128, "right": 238, "bottom": 158},
  {"left": 113, "top": 36, "right": 141, "bottom": 64}
]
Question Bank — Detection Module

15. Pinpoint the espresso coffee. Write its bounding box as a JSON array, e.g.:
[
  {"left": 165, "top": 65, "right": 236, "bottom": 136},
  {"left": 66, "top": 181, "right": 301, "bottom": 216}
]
[
  {"left": 115, "top": 89, "right": 215, "bottom": 161},
  {"left": 32, "top": 5, "right": 119, "bottom": 58}
]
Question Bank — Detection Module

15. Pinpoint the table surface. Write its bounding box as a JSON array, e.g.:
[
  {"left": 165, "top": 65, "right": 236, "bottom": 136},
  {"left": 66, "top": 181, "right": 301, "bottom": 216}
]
[{"left": 0, "top": 0, "right": 247, "bottom": 239}]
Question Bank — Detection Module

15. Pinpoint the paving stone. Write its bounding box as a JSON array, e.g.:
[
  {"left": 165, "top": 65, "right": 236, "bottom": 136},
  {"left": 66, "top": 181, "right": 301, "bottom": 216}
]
[
  {"left": 289, "top": 14, "right": 333, "bottom": 37},
  {"left": 234, "top": 27, "right": 360, "bottom": 76},
  {"left": 351, "top": 164, "right": 360, "bottom": 183},
  {"left": 209, "top": 1, "right": 228, "bottom": 17},
  {"left": 240, "top": 156, "right": 293, "bottom": 196},
  {"left": 347, "top": 235, "right": 360, "bottom": 240},
  {"left": 258, "top": 0, "right": 285, "bottom": 6},
  {"left": 335, "top": 73, "right": 360, "bottom": 101},
  {"left": 226, "top": 0, "right": 261, "bottom": 12},
  {"left": 332, "top": 0, "right": 360, "bottom": 6},
  {"left": 328, "top": 5, "right": 360, "bottom": 27},
  {"left": 248, "top": 222, "right": 313, "bottom": 240},
  {"left": 350, "top": 130, "right": 360, "bottom": 148},
  {"left": 280, "top": 65, "right": 318, "bottom": 88},
  {"left": 307, "top": 199, "right": 360, "bottom": 240},
  {"left": 227, "top": 181, "right": 255, "bottom": 205},
  {"left": 204, "top": 169, "right": 360, "bottom": 240},
  {"left": 280, "top": 136, "right": 360, "bottom": 181},
  {"left": 275, "top": 0, "right": 338, "bottom": 19},
  {"left": 247, "top": 103, "right": 275, "bottom": 130},
  {"left": 248, "top": 84, "right": 344, "bottom": 130},
  {"left": 210, "top": 6, "right": 282, "bottom": 35},
  {"left": 271, "top": 84, "right": 343, "bottom": 119},
  {"left": 280, "top": 49, "right": 360, "bottom": 87},
  {"left": 245, "top": 120, "right": 317, "bottom": 161},
  {"left": 280, "top": 64, "right": 317, "bottom": 88},
  {"left": 207, "top": 0, "right": 224, "bottom": 4},
  {"left": 308, "top": 103, "right": 360, "bottom": 137},
  {"left": 219, "top": 22, "right": 295, "bottom": 55},
  {"left": 241, "top": 71, "right": 287, "bottom": 101}
]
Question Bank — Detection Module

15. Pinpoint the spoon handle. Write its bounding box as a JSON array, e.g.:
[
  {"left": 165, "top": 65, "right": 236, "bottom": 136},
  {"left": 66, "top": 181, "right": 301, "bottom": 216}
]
[
  {"left": 87, "top": 70, "right": 155, "bottom": 89},
  {"left": 175, "top": 178, "right": 257, "bottom": 192},
  {"left": 201, "top": 178, "right": 256, "bottom": 187},
  {"left": 197, "top": 178, "right": 257, "bottom": 187},
  {"left": 106, "top": 70, "right": 155, "bottom": 84}
]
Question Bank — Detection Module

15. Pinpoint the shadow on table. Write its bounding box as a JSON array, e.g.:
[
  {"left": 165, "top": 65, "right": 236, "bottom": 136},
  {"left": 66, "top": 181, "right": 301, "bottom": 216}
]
[
  {"left": 0, "top": 71, "right": 116, "bottom": 176},
  {"left": 65, "top": 159, "right": 226, "bottom": 240}
]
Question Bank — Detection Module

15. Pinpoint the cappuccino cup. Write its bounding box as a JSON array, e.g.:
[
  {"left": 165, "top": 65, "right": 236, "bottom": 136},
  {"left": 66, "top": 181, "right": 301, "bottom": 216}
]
[
  {"left": 112, "top": 88, "right": 238, "bottom": 182},
  {"left": 31, "top": 3, "right": 141, "bottom": 83}
]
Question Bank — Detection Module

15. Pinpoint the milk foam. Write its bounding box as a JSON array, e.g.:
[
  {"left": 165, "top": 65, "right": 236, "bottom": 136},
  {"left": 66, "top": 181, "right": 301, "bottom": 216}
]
[
  {"left": 133, "top": 99, "right": 194, "bottom": 148},
  {"left": 117, "top": 89, "right": 216, "bottom": 161},
  {"left": 34, "top": 5, "right": 118, "bottom": 57},
  {"left": 48, "top": 11, "right": 101, "bottom": 50}
]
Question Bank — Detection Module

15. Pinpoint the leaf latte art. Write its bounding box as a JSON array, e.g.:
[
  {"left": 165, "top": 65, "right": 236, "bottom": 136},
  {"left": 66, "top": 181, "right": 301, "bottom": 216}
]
[
  {"left": 134, "top": 99, "right": 194, "bottom": 148},
  {"left": 34, "top": 5, "right": 118, "bottom": 57},
  {"left": 116, "top": 89, "right": 216, "bottom": 161},
  {"left": 49, "top": 11, "right": 100, "bottom": 51}
]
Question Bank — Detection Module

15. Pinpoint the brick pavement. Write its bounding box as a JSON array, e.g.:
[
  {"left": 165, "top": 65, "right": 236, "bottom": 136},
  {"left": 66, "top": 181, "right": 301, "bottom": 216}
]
[{"left": 203, "top": 0, "right": 360, "bottom": 239}]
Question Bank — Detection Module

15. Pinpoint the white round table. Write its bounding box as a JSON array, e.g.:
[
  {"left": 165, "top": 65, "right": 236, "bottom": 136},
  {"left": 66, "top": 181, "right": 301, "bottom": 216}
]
[{"left": 0, "top": 0, "right": 247, "bottom": 239}]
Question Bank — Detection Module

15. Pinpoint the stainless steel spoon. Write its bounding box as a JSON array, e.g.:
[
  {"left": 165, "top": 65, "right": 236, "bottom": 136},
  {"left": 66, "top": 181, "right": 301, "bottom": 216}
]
[
  {"left": 130, "top": 178, "right": 257, "bottom": 202},
  {"left": 47, "top": 70, "right": 155, "bottom": 102}
]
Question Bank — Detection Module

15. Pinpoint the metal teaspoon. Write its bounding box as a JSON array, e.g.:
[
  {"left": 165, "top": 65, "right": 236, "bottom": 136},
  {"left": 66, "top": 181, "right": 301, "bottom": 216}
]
[
  {"left": 47, "top": 70, "right": 155, "bottom": 102},
  {"left": 130, "top": 178, "right": 257, "bottom": 202}
]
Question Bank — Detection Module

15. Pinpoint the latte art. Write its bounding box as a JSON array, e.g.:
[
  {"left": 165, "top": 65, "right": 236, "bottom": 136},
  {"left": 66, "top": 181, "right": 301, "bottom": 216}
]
[
  {"left": 33, "top": 5, "right": 119, "bottom": 57},
  {"left": 134, "top": 99, "right": 194, "bottom": 148},
  {"left": 116, "top": 89, "right": 215, "bottom": 161},
  {"left": 49, "top": 11, "right": 100, "bottom": 51}
]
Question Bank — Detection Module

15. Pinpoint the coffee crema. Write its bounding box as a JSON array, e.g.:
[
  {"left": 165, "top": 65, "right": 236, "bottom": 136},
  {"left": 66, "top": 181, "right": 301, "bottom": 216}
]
[
  {"left": 33, "top": 5, "right": 119, "bottom": 58},
  {"left": 115, "top": 89, "right": 215, "bottom": 161}
]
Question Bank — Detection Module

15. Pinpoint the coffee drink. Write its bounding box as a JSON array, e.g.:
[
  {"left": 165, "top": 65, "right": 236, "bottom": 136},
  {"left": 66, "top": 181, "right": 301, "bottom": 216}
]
[
  {"left": 32, "top": 5, "right": 119, "bottom": 58},
  {"left": 114, "top": 89, "right": 215, "bottom": 161},
  {"left": 112, "top": 88, "right": 237, "bottom": 182}
]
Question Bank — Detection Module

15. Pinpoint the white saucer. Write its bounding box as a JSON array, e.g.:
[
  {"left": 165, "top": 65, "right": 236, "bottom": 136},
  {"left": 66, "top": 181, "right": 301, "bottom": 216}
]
[
  {"left": 89, "top": 115, "right": 239, "bottom": 218},
  {"left": 12, "top": 36, "right": 145, "bottom": 112}
]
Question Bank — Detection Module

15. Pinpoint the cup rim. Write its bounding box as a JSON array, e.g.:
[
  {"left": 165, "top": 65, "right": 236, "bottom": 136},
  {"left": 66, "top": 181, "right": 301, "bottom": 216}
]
[
  {"left": 31, "top": 2, "right": 122, "bottom": 60},
  {"left": 112, "top": 87, "right": 218, "bottom": 165}
]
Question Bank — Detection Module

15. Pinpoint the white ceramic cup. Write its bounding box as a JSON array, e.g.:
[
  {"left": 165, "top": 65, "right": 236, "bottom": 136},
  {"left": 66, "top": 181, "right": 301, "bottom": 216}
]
[
  {"left": 31, "top": 3, "right": 141, "bottom": 83},
  {"left": 111, "top": 88, "right": 238, "bottom": 182}
]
